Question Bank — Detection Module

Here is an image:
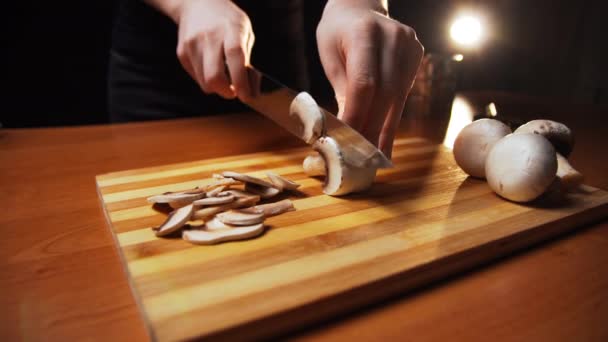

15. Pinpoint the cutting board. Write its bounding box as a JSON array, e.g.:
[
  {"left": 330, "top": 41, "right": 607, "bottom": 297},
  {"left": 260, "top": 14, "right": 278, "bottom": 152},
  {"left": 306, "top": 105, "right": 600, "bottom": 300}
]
[{"left": 96, "top": 137, "right": 608, "bottom": 341}]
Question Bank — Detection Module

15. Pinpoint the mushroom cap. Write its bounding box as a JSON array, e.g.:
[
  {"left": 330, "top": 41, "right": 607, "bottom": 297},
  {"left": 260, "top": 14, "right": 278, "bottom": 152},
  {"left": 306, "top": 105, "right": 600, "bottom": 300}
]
[
  {"left": 453, "top": 119, "right": 512, "bottom": 178},
  {"left": 514, "top": 119, "right": 574, "bottom": 157},
  {"left": 313, "top": 136, "right": 377, "bottom": 196},
  {"left": 485, "top": 133, "right": 557, "bottom": 202}
]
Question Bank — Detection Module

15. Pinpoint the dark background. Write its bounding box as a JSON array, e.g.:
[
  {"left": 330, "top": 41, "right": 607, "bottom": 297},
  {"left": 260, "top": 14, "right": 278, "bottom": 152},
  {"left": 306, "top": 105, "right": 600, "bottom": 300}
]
[{"left": 2, "top": 0, "right": 607, "bottom": 128}]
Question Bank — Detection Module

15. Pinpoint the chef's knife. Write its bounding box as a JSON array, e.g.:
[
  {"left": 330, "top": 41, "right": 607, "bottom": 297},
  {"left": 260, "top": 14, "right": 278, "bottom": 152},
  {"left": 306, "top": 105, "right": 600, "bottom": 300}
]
[{"left": 241, "top": 67, "right": 393, "bottom": 169}]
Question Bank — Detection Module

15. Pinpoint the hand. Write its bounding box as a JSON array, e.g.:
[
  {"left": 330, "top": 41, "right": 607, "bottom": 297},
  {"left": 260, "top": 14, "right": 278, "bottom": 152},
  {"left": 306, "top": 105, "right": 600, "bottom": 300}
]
[
  {"left": 175, "top": 0, "right": 254, "bottom": 99},
  {"left": 316, "top": 0, "right": 424, "bottom": 158}
]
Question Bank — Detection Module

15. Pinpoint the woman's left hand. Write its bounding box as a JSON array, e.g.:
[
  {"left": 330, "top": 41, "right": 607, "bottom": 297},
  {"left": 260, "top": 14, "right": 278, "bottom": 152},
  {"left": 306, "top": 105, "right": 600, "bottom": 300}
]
[{"left": 316, "top": 0, "right": 424, "bottom": 158}]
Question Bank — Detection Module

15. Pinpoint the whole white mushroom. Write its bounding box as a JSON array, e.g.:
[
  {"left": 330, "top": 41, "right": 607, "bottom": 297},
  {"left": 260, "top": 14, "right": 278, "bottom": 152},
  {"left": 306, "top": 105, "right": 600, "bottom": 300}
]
[
  {"left": 485, "top": 133, "right": 558, "bottom": 203},
  {"left": 453, "top": 119, "right": 512, "bottom": 178}
]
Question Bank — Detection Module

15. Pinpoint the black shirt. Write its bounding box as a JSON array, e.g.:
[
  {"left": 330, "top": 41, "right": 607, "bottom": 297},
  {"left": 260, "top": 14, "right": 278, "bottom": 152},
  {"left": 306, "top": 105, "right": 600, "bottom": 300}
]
[{"left": 109, "top": 0, "right": 309, "bottom": 122}]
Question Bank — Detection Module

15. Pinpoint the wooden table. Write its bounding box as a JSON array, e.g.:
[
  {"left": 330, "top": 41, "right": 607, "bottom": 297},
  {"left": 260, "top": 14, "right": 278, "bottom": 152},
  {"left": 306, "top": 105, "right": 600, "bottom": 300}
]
[{"left": 1, "top": 92, "right": 607, "bottom": 341}]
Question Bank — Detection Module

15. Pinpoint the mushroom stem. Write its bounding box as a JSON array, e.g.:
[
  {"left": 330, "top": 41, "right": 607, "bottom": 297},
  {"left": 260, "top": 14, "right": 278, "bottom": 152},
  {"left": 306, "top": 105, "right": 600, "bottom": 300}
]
[
  {"left": 556, "top": 153, "right": 584, "bottom": 190},
  {"left": 303, "top": 153, "right": 326, "bottom": 177}
]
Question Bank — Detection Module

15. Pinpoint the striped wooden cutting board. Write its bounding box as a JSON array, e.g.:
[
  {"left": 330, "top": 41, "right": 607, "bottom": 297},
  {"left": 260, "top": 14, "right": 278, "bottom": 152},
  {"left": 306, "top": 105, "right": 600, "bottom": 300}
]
[{"left": 96, "top": 137, "right": 608, "bottom": 341}]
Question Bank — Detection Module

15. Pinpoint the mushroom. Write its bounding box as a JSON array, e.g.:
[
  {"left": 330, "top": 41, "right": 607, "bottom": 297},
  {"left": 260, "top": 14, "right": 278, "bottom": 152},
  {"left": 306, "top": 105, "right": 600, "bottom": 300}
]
[
  {"left": 219, "top": 189, "right": 259, "bottom": 199},
  {"left": 217, "top": 209, "right": 265, "bottom": 226},
  {"left": 154, "top": 204, "right": 194, "bottom": 237},
  {"left": 302, "top": 153, "right": 326, "bottom": 177},
  {"left": 485, "top": 133, "right": 558, "bottom": 202},
  {"left": 192, "top": 195, "right": 260, "bottom": 220},
  {"left": 266, "top": 172, "right": 301, "bottom": 191},
  {"left": 514, "top": 119, "right": 574, "bottom": 156},
  {"left": 146, "top": 192, "right": 204, "bottom": 204},
  {"left": 203, "top": 216, "right": 234, "bottom": 231},
  {"left": 312, "top": 136, "right": 377, "bottom": 196},
  {"left": 244, "top": 183, "right": 281, "bottom": 199},
  {"left": 244, "top": 199, "right": 296, "bottom": 217},
  {"left": 221, "top": 171, "right": 276, "bottom": 189},
  {"left": 290, "top": 92, "right": 325, "bottom": 144},
  {"left": 182, "top": 224, "right": 265, "bottom": 245},
  {"left": 205, "top": 185, "right": 226, "bottom": 197},
  {"left": 192, "top": 193, "right": 235, "bottom": 206},
  {"left": 514, "top": 120, "right": 583, "bottom": 190},
  {"left": 453, "top": 118, "right": 512, "bottom": 178}
]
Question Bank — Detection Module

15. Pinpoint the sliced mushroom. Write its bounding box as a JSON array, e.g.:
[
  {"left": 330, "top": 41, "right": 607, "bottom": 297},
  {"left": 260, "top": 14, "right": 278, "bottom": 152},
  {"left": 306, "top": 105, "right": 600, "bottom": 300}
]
[
  {"left": 221, "top": 171, "right": 276, "bottom": 188},
  {"left": 312, "top": 136, "right": 377, "bottom": 196},
  {"left": 485, "top": 133, "right": 558, "bottom": 202},
  {"left": 204, "top": 216, "right": 233, "bottom": 231},
  {"left": 289, "top": 92, "right": 326, "bottom": 144},
  {"left": 266, "top": 172, "right": 301, "bottom": 191},
  {"left": 244, "top": 199, "right": 296, "bottom": 217},
  {"left": 205, "top": 177, "right": 241, "bottom": 191},
  {"left": 302, "top": 153, "right": 326, "bottom": 177},
  {"left": 154, "top": 204, "right": 194, "bottom": 237},
  {"left": 217, "top": 209, "right": 265, "bottom": 226},
  {"left": 206, "top": 185, "right": 226, "bottom": 197},
  {"left": 453, "top": 118, "right": 512, "bottom": 178},
  {"left": 219, "top": 189, "right": 259, "bottom": 199},
  {"left": 147, "top": 192, "right": 204, "bottom": 204},
  {"left": 556, "top": 153, "right": 584, "bottom": 190},
  {"left": 245, "top": 182, "right": 281, "bottom": 199},
  {"left": 514, "top": 119, "right": 574, "bottom": 156},
  {"left": 192, "top": 195, "right": 260, "bottom": 220},
  {"left": 182, "top": 224, "right": 265, "bottom": 245},
  {"left": 192, "top": 194, "right": 235, "bottom": 206}
]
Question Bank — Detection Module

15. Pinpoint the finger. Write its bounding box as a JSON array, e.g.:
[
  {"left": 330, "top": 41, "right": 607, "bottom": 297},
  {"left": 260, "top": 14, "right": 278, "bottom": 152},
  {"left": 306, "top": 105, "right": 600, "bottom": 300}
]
[
  {"left": 317, "top": 32, "right": 347, "bottom": 115},
  {"left": 224, "top": 29, "right": 252, "bottom": 100},
  {"left": 341, "top": 28, "right": 380, "bottom": 132},
  {"left": 176, "top": 43, "right": 196, "bottom": 82},
  {"left": 379, "top": 93, "right": 406, "bottom": 159},
  {"left": 202, "top": 38, "right": 235, "bottom": 99},
  {"left": 363, "top": 25, "right": 408, "bottom": 148},
  {"left": 187, "top": 41, "right": 210, "bottom": 94}
]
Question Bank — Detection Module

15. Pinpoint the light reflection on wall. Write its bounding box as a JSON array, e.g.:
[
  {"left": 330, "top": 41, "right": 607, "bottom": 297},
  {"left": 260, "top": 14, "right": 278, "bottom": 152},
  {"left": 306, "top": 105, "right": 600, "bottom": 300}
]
[{"left": 443, "top": 95, "right": 474, "bottom": 149}]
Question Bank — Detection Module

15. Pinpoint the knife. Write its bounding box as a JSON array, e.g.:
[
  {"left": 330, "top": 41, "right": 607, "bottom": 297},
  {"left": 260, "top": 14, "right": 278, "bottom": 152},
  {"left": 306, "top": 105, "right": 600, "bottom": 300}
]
[{"left": 241, "top": 67, "right": 393, "bottom": 169}]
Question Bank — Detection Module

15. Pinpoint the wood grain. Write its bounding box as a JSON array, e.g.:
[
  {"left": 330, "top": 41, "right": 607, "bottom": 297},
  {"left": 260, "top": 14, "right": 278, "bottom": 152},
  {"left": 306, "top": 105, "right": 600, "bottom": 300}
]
[
  {"left": 1, "top": 94, "right": 607, "bottom": 341},
  {"left": 96, "top": 138, "right": 608, "bottom": 341}
]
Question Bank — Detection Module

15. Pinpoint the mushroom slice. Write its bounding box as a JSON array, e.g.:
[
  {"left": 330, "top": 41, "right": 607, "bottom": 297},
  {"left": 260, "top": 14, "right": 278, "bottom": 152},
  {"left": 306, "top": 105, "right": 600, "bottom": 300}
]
[
  {"left": 217, "top": 209, "right": 265, "bottom": 226},
  {"left": 219, "top": 189, "right": 259, "bottom": 199},
  {"left": 205, "top": 177, "right": 241, "bottom": 190},
  {"left": 514, "top": 119, "right": 574, "bottom": 156},
  {"left": 485, "top": 133, "right": 557, "bottom": 203},
  {"left": 192, "top": 194, "right": 235, "bottom": 206},
  {"left": 245, "top": 199, "right": 296, "bottom": 217},
  {"left": 206, "top": 185, "right": 226, "bottom": 197},
  {"left": 556, "top": 153, "right": 584, "bottom": 190},
  {"left": 266, "top": 172, "right": 301, "bottom": 191},
  {"left": 221, "top": 171, "right": 276, "bottom": 188},
  {"left": 289, "top": 92, "right": 326, "bottom": 144},
  {"left": 192, "top": 196, "right": 260, "bottom": 220},
  {"left": 313, "top": 136, "right": 377, "bottom": 196},
  {"left": 182, "top": 224, "right": 265, "bottom": 245},
  {"left": 245, "top": 182, "right": 281, "bottom": 199},
  {"left": 204, "top": 216, "right": 232, "bottom": 231},
  {"left": 147, "top": 192, "right": 204, "bottom": 204},
  {"left": 302, "top": 153, "right": 326, "bottom": 177},
  {"left": 154, "top": 204, "right": 194, "bottom": 237}
]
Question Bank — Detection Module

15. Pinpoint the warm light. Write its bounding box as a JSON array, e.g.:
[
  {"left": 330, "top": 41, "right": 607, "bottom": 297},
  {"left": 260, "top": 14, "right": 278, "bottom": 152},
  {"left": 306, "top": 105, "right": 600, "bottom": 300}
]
[
  {"left": 450, "top": 15, "right": 483, "bottom": 47},
  {"left": 486, "top": 102, "right": 498, "bottom": 117},
  {"left": 443, "top": 95, "right": 474, "bottom": 149},
  {"left": 452, "top": 54, "right": 464, "bottom": 62}
]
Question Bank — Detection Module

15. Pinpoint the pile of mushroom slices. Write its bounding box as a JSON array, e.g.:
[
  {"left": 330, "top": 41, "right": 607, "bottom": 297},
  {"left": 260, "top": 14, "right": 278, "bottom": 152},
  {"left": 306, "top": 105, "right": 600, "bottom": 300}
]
[
  {"left": 291, "top": 92, "right": 378, "bottom": 196},
  {"left": 453, "top": 118, "right": 583, "bottom": 203},
  {"left": 147, "top": 171, "right": 300, "bottom": 245}
]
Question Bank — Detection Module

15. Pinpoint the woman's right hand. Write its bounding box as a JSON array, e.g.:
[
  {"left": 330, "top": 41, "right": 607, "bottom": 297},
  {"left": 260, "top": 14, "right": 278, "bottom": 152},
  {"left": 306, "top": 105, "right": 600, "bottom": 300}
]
[{"left": 174, "top": 0, "right": 255, "bottom": 100}]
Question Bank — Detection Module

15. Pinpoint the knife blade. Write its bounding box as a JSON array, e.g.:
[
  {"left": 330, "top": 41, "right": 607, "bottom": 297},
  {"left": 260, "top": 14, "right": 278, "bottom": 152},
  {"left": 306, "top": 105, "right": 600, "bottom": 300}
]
[{"left": 241, "top": 67, "right": 393, "bottom": 169}]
